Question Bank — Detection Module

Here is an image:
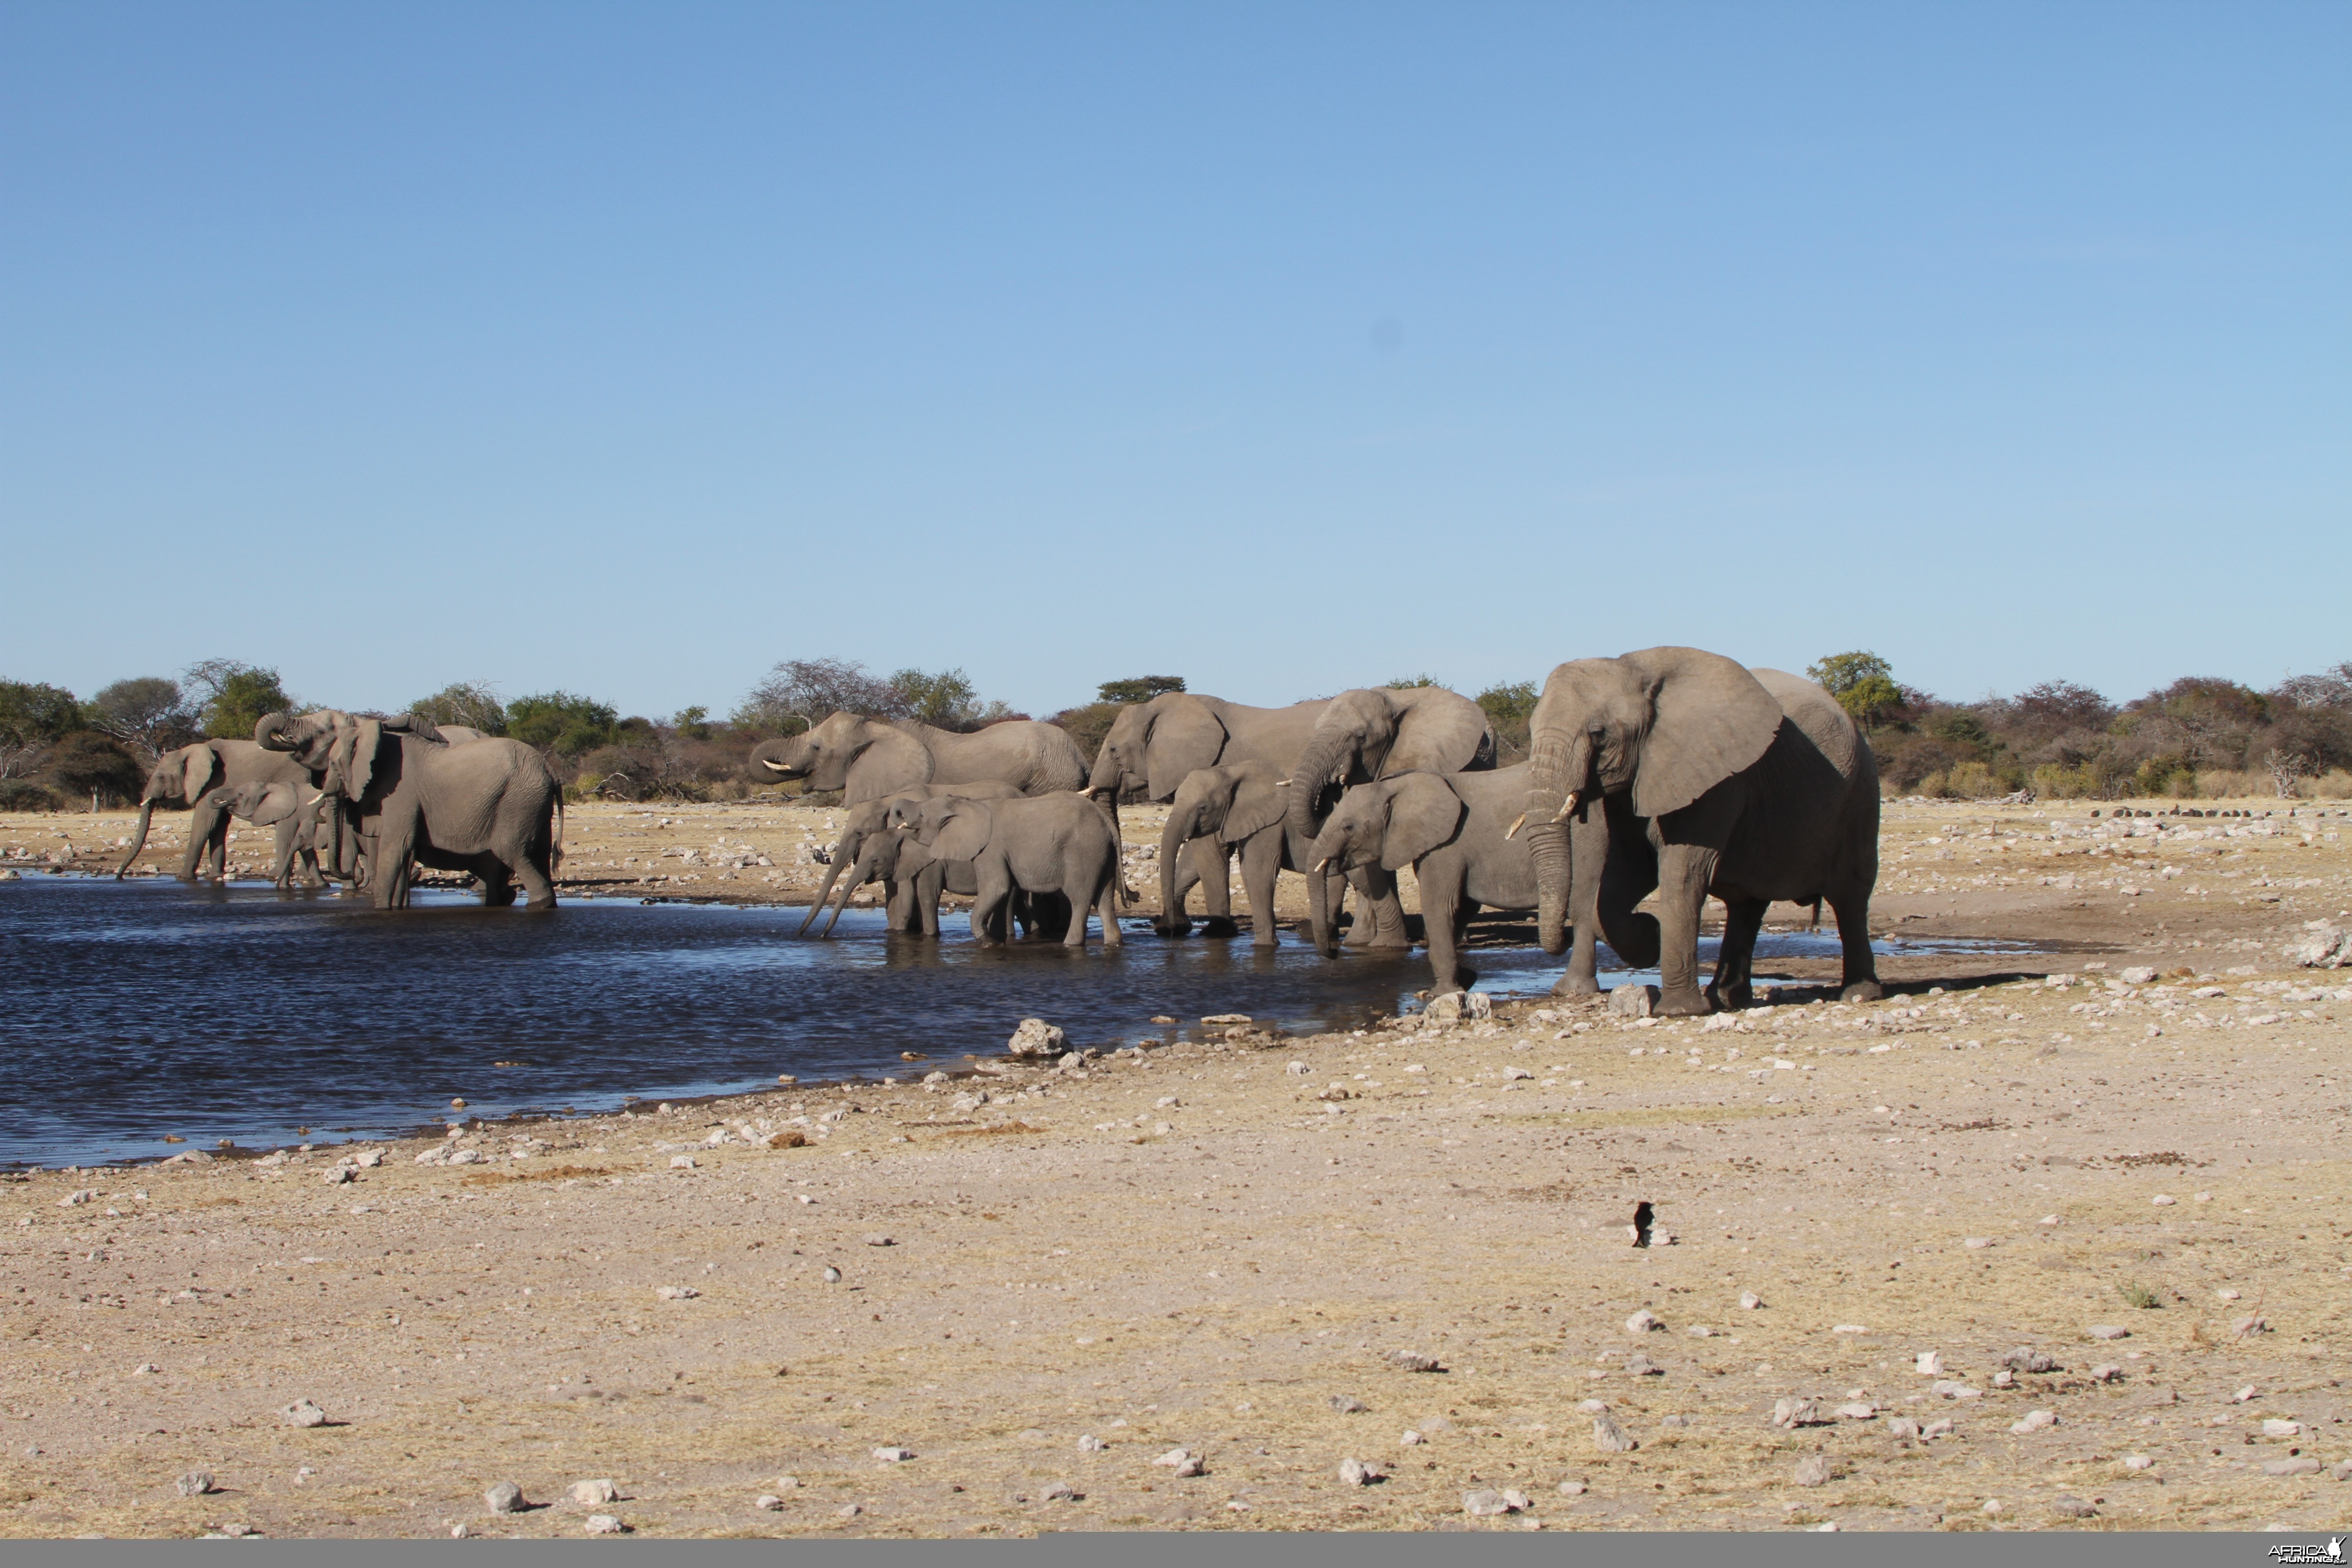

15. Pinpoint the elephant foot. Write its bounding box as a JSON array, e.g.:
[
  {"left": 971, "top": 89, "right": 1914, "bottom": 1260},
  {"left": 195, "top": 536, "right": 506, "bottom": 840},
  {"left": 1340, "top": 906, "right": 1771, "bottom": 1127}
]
[
  {"left": 1708, "top": 982, "right": 1754, "bottom": 1012},
  {"left": 1153, "top": 916, "right": 1192, "bottom": 939},
  {"left": 1198, "top": 916, "right": 1240, "bottom": 939},
  {"left": 1252, "top": 934, "right": 1279, "bottom": 950},
  {"left": 1655, "top": 987, "right": 1713, "bottom": 1018},
  {"left": 1841, "top": 979, "right": 1884, "bottom": 1003},
  {"left": 1455, "top": 966, "right": 1479, "bottom": 991},
  {"left": 1552, "top": 971, "right": 1601, "bottom": 996}
]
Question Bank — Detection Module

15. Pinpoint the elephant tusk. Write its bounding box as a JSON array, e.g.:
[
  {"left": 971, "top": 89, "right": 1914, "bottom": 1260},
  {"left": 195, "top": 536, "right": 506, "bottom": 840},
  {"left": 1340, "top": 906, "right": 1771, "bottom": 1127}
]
[
  {"left": 760, "top": 759, "right": 791, "bottom": 772},
  {"left": 1313, "top": 857, "right": 1330, "bottom": 872},
  {"left": 1553, "top": 790, "right": 1582, "bottom": 821},
  {"left": 1276, "top": 779, "right": 1292, "bottom": 787},
  {"left": 1504, "top": 813, "right": 1526, "bottom": 840}
]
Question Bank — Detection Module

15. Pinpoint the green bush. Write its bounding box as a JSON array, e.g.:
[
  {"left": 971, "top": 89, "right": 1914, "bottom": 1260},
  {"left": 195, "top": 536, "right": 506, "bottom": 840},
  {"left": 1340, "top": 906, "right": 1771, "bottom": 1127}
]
[
  {"left": 508, "top": 692, "right": 620, "bottom": 757},
  {"left": 1476, "top": 681, "right": 1538, "bottom": 755},
  {"left": 1096, "top": 676, "right": 1185, "bottom": 705},
  {"left": 1048, "top": 701, "right": 1119, "bottom": 765},
  {"left": 406, "top": 681, "right": 508, "bottom": 735},
  {"left": 45, "top": 732, "right": 146, "bottom": 805},
  {"left": 0, "top": 779, "right": 63, "bottom": 811},
  {"left": 181, "top": 661, "right": 290, "bottom": 740}
]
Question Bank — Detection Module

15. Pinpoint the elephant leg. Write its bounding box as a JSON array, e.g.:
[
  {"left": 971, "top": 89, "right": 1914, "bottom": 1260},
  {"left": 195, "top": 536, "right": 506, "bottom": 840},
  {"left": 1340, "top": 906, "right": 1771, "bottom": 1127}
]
[
  {"left": 372, "top": 809, "right": 418, "bottom": 910},
  {"left": 1238, "top": 834, "right": 1280, "bottom": 948},
  {"left": 1454, "top": 898, "right": 1481, "bottom": 993},
  {"left": 1553, "top": 806, "right": 1607, "bottom": 995},
  {"left": 970, "top": 867, "right": 1010, "bottom": 946},
  {"left": 916, "top": 865, "right": 946, "bottom": 936},
  {"left": 1709, "top": 896, "right": 1769, "bottom": 1011},
  {"left": 1061, "top": 866, "right": 1091, "bottom": 947},
  {"left": 1652, "top": 844, "right": 1719, "bottom": 1015},
  {"left": 1192, "top": 838, "right": 1237, "bottom": 937},
  {"left": 1096, "top": 862, "right": 1122, "bottom": 947},
  {"left": 481, "top": 866, "right": 519, "bottom": 907},
  {"left": 1342, "top": 865, "right": 1410, "bottom": 949},
  {"left": 1595, "top": 833, "right": 1661, "bottom": 971},
  {"left": 1421, "top": 876, "right": 1464, "bottom": 995},
  {"left": 1828, "top": 882, "right": 1883, "bottom": 1001},
  {"left": 513, "top": 844, "right": 556, "bottom": 908}
]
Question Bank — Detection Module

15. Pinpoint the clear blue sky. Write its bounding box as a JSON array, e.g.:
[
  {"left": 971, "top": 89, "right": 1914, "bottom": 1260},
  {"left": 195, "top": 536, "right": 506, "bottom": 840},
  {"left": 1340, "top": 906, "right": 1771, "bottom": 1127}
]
[{"left": 4, "top": 2, "right": 2345, "bottom": 721}]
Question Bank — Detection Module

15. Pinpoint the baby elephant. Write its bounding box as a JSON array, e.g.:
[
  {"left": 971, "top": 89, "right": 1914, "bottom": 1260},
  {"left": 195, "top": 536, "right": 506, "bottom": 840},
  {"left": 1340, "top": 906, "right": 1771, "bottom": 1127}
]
[
  {"left": 1308, "top": 762, "right": 1535, "bottom": 995},
  {"left": 890, "top": 792, "right": 1122, "bottom": 947},
  {"left": 202, "top": 780, "right": 329, "bottom": 889},
  {"left": 1158, "top": 762, "right": 1334, "bottom": 948}
]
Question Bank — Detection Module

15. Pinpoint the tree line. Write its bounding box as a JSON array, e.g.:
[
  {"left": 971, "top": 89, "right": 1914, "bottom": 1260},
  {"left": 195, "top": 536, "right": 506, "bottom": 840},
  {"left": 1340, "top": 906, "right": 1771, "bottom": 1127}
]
[{"left": 4, "top": 652, "right": 2345, "bottom": 811}]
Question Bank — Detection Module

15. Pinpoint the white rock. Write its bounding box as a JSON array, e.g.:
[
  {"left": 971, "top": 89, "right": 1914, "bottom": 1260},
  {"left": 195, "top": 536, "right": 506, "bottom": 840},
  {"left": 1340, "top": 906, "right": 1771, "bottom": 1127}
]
[
  {"left": 1463, "top": 1488, "right": 1515, "bottom": 1516},
  {"left": 1607, "top": 985, "right": 1655, "bottom": 1019},
  {"left": 2123, "top": 1455, "right": 2154, "bottom": 1471},
  {"left": 1557, "top": 1480, "right": 1587, "bottom": 1496},
  {"left": 279, "top": 1399, "right": 328, "bottom": 1428},
  {"left": 1835, "top": 1402, "right": 1877, "bottom": 1420},
  {"left": 570, "top": 1479, "right": 617, "bottom": 1505},
  {"left": 484, "top": 1481, "right": 524, "bottom": 1514},
  {"left": 655, "top": 1285, "right": 699, "bottom": 1300},
  {"left": 2089, "top": 1364, "right": 2123, "bottom": 1383},
  {"left": 1931, "top": 1380, "right": 1981, "bottom": 1400},
  {"left": 1337, "top": 1457, "right": 1381, "bottom": 1486},
  {"left": 872, "top": 1446, "right": 912, "bottom": 1462},
  {"left": 669, "top": 1155, "right": 697, "bottom": 1169},
  {"left": 2262, "top": 1419, "right": 2301, "bottom": 1438},
  {"left": 1793, "top": 1454, "right": 1833, "bottom": 1487},
  {"left": 1077, "top": 1434, "right": 1106, "bottom": 1451},
  {"left": 1590, "top": 1414, "right": 1636, "bottom": 1453},
  {"left": 1772, "top": 1398, "right": 1819, "bottom": 1429},
  {"left": 176, "top": 1471, "right": 214, "bottom": 1496},
  {"left": 1154, "top": 1448, "right": 1203, "bottom": 1477},
  {"left": 1041, "top": 1481, "right": 1077, "bottom": 1501},
  {"left": 1400, "top": 1430, "right": 1425, "bottom": 1446},
  {"left": 1625, "top": 1309, "right": 1662, "bottom": 1334},
  {"left": 583, "top": 1514, "right": 624, "bottom": 1534},
  {"left": 755, "top": 1494, "right": 782, "bottom": 1510},
  {"left": 1739, "top": 1291, "right": 1764, "bottom": 1310},
  {"left": 2009, "top": 1409, "right": 2058, "bottom": 1435},
  {"left": 2087, "top": 1324, "right": 2128, "bottom": 1340},
  {"left": 1008, "top": 1019, "right": 1067, "bottom": 1057},
  {"left": 2120, "top": 966, "right": 2158, "bottom": 985},
  {"left": 1916, "top": 1351, "right": 1943, "bottom": 1376}
]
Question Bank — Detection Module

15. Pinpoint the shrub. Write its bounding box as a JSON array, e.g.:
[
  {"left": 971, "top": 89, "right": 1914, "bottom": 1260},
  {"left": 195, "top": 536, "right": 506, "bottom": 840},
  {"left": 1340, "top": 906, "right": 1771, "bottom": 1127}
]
[
  {"left": 1095, "top": 675, "right": 1185, "bottom": 705},
  {"left": 2117, "top": 1281, "right": 2162, "bottom": 1310},
  {"left": 44, "top": 732, "right": 146, "bottom": 805},
  {"left": 0, "top": 779, "right": 63, "bottom": 811},
  {"left": 733, "top": 658, "right": 900, "bottom": 734},
  {"left": 1475, "top": 681, "right": 1538, "bottom": 756},
  {"left": 407, "top": 681, "right": 508, "bottom": 735},
  {"left": 1944, "top": 761, "right": 2001, "bottom": 798},
  {"left": 88, "top": 677, "right": 197, "bottom": 758},
  {"left": 183, "top": 660, "right": 292, "bottom": 741},
  {"left": 1048, "top": 701, "right": 1120, "bottom": 765},
  {"left": 0, "top": 680, "right": 83, "bottom": 779},
  {"left": 508, "top": 692, "right": 620, "bottom": 757}
]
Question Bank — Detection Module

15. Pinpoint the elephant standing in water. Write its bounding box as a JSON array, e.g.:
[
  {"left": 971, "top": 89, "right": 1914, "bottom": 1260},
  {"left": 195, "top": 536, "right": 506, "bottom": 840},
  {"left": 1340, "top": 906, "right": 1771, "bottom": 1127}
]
[
  {"left": 256, "top": 711, "right": 565, "bottom": 909},
  {"left": 888, "top": 793, "right": 1122, "bottom": 948},
  {"left": 1155, "top": 762, "right": 1331, "bottom": 948},
  {"left": 1520, "top": 648, "right": 1880, "bottom": 1015},
  {"left": 201, "top": 780, "right": 332, "bottom": 888},
  {"left": 115, "top": 739, "right": 315, "bottom": 882},
  {"left": 797, "top": 781, "right": 1023, "bottom": 936},
  {"left": 748, "top": 714, "right": 1087, "bottom": 805}
]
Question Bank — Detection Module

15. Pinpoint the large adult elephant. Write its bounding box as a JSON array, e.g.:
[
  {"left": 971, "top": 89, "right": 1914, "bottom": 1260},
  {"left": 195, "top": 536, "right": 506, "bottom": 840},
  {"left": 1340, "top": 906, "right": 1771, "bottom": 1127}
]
[
  {"left": 114, "top": 739, "right": 315, "bottom": 882},
  {"left": 256, "top": 710, "right": 565, "bottom": 909},
  {"left": 748, "top": 715, "right": 1087, "bottom": 805},
  {"left": 1281, "top": 686, "right": 1497, "bottom": 946},
  {"left": 1519, "top": 648, "right": 1881, "bottom": 1015}
]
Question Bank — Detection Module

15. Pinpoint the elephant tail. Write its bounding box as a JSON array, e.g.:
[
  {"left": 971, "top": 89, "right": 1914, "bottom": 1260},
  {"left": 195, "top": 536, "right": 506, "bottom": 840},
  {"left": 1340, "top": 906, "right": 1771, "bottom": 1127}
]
[
  {"left": 1808, "top": 897, "right": 1821, "bottom": 931},
  {"left": 550, "top": 792, "right": 566, "bottom": 877}
]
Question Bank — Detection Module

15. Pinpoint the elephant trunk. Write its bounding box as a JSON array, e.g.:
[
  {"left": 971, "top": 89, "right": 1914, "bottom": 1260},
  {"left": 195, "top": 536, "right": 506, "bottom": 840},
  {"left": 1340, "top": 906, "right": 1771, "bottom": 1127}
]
[
  {"left": 254, "top": 710, "right": 299, "bottom": 751},
  {"left": 748, "top": 736, "right": 811, "bottom": 784},
  {"left": 798, "top": 831, "right": 857, "bottom": 936},
  {"left": 1306, "top": 823, "right": 1349, "bottom": 957},
  {"left": 1526, "top": 727, "right": 1591, "bottom": 957},
  {"left": 1155, "top": 808, "right": 1195, "bottom": 936},
  {"left": 115, "top": 799, "right": 157, "bottom": 879},
  {"left": 821, "top": 840, "right": 888, "bottom": 938},
  {"left": 1283, "top": 733, "right": 1350, "bottom": 844}
]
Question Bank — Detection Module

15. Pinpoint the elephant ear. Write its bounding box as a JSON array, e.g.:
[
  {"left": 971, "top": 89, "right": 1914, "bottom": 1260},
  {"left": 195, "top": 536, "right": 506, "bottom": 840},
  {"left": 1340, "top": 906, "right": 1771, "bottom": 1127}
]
[
  {"left": 847, "top": 725, "right": 934, "bottom": 799},
  {"left": 1380, "top": 772, "right": 1465, "bottom": 870},
  {"left": 1145, "top": 696, "right": 1227, "bottom": 801},
  {"left": 245, "top": 782, "right": 302, "bottom": 827},
  {"left": 1218, "top": 769, "right": 1287, "bottom": 844},
  {"left": 180, "top": 746, "right": 221, "bottom": 802},
  {"left": 328, "top": 720, "right": 384, "bottom": 801},
  {"left": 927, "top": 800, "right": 994, "bottom": 863},
  {"left": 1381, "top": 687, "right": 1495, "bottom": 777},
  {"left": 1619, "top": 647, "right": 1782, "bottom": 819}
]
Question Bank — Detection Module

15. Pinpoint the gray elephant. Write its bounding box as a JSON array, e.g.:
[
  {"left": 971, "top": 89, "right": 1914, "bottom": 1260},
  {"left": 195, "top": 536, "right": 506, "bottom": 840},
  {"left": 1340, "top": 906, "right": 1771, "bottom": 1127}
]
[
  {"left": 887, "top": 792, "right": 1122, "bottom": 947},
  {"left": 201, "top": 779, "right": 332, "bottom": 888},
  {"left": 1520, "top": 649, "right": 1881, "bottom": 1015},
  {"left": 816, "top": 815, "right": 1063, "bottom": 941},
  {"left": 1310, "top": 764, "right": 1541, "bottom": 994},
  {"left": 749, "top": 713, "right": 1087, "bottom": 805},
  {"left": 798, "top": 780, "right": 1023, "bottom": 936},
  {"left": 1282, "top": 685, "right": 1497, "bottom": 948},
  {"left": 115, "top": 739, "right": 315, "bottom": 882},
  {"left": 1155, "top": 762, "right": 1333, "bottom": 948},
  {"left": 256, "top": 710, "right": 566, "bottom": 909}
]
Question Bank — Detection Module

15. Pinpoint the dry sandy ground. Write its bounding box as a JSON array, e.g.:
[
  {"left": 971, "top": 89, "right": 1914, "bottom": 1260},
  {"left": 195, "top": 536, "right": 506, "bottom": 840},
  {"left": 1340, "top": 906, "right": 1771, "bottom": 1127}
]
[{"left": 2, "top": 796, "right": 2349, "bottom": 1536}]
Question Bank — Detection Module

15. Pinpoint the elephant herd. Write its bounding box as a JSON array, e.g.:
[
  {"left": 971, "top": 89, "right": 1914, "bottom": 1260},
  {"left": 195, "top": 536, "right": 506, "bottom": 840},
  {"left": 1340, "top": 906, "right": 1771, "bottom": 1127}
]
[{"left": 108, "top": 648, "right": 1883, "bottom": 1015}]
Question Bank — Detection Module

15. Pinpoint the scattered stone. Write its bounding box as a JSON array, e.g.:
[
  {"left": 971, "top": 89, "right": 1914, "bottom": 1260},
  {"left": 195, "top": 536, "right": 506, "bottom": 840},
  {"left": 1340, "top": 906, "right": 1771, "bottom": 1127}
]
[
  {"left": 1916, "top": 1351, "right": 1943, "bottom": 1376},
  {"left": 2119, "top": 966, "right": 2158, "bottom": 985},
  {"left": 57, "top": 1189, "right": 98, "bottom": 1208},
  {"left": 774, "top": 1475, "right": 800, "bottom": 1491},
  {"left": 1590, "top": 1414, "right": 1636, "bottom": 1453},
  {"left": 1329, "top": 1396, "right": 1368, "bottom": 1413},
  {"left": 2010, "top": 1410, "right": 2058, "bottom": 1435},
  {"left": 1200, "top": 1014, "right": 1251, "bottom": 1026},
  {"left": 1154, "top": 1448, "right": 1203, "bottom": 1477},
  {"left": 835, "top": 1504, "right": 861, "bottom": 1519},
  {"left": 755, "top": 1494, "right": 783, "bottom": 1510},
  {"left": 2089, "top": 1364, "right": 2123, "bottom": 1383},
  {"left": 2233, "top": 1385, "right": 2259, "bottom": 1403},
  {"left": 484, "top": 1482, "right": 524, "bottom": 1514},
  {"left": 1625, "top": 1354, "right": 1661, "bottom": 1377},
  {"left": 822, "top": 1266, "right": 842, "bottom": 1283},
  {"left": 1885, "top": 1417, "right": 1919, "bottom": 1441},
  {"left": 1625, "top": 1309, "right": 1663, "bottom": 1334},
  {"left": 2332, "top": 1461, "right": 2352, "bottom": 1482},
  {"left": 583, "top": 1514, "right": 625, "bottom": 1534},
  {"left": 1739, "top": 1291, "right": 1764, "bottom": 1311},
  {"left": 1659, "top": 1413, "right": 1689, "bottom": 1429},
  {"left": 1400, "top": 1430, "right": 1425, "bottom": 1446},
  {"left": 863, "top": 1234, "right": 895, "bottom": 1247},
  {"left": 2151, "top": 1194, "right": 2176, "bottom": 1206},
  {"left": 872, "top": 1447, "right": 912, "bottom": 1462},
  {"left": 1008, "top": 1019, "right": 1067, "bottom": 1057},
  {"left": 1772, "top": 1398, "right": 1820, "bottom": 1429},
  {"left": 2261, "top": 1419, "right": 2302, "bottom": 1438},
  {"left": 669, "top": 1155, "right": 697, "bottom": 1170},
  {"left": 2122, "top": 1455, "right": 2154, "bottom": 1471},
  {"left": 1463, "top": 1488, "right": 1515, "bottom": 1516},
  {"left": 132, "top": 1363, "right": 158, "bottom": 1376},
  {"left": 1077, "top": 1434, "right": 1106, "bottom": 1452},
  {"left": 570, "top": 1479, "right": 617, "bottom": 1505},
  {"left": 763, "top": 1131, "right": 807, "bottom": 1149},
  {"left": 323, "top": 1166, "right": 354, "bottom": 1186},
  {"left": 176, "top": 1471, "right": 215, "bottom": 1497},
  {"left": 1337, "top": 1458, "right": 1382, "bottom": 1486},
  {"left": 2264, "top": 1458, "right": 2322, "bottom": 1478},
  {"left": 1932, "top": 1380, "right": 1981, "bottom": 1401},
  {"left": 2003, "top": 1348, "right": 2058, "bottom": 1374},
  {"left": 1607, "top": 985, "right": 1655, "bottom": 1019},
  {"left": 1557, "top": 1481, "right": 1587, "bottom": 1497},
  {"left": 655, "top": 1285, "right": 699, "bottom": 1300},
  {"left": 1387, "top": 1351, "right": 1441, "bottom": 1372},
  {"left": 2233, "top": 1315, "right": 2271, "bottom": 1336},
  {"left": 2051, "top": 1495, "right": 2097, "bottom": 1519},
  {"left": 1965, "top": 1237, "right": 1992, "bottom": 1249},
  {"left": 1041, "top": 1481, "right": 1077, "bottom": 1502},
  {"left": 1687, "top": 1324, "right": 1715, "bottom": 1338},
  {"left": 1793, "top": 1454, "right": 1833, "bottom": 1487},
  {"left": 1835, "top": 1402, "right": 1877, "bottom": 1421},
  {"left": 2087, "top": 1324, "right": 2128, "bottom": 1341},
  {"left": 1921, "top": 1418, "right": 1955, "bottom": 1440},
  {"left": 2286, "top": 922, "right": 2348, "bottom": 969},
  {"left": 279, "top": 1399, "right": 328, "bottom": 1428}
]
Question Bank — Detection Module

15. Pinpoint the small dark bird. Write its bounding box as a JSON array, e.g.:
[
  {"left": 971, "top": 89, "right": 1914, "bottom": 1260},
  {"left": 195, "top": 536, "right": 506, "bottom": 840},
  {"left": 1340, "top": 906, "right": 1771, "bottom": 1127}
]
[{"left": 1631, "top": 1201, "right": 1655, "bottom": 1248}]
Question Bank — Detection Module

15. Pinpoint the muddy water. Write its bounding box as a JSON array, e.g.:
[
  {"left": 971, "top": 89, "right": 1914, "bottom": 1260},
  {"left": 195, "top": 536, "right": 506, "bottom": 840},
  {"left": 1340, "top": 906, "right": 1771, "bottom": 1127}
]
[{"left": 0, "top": 876, "right": 2030, "bottom": 1166}]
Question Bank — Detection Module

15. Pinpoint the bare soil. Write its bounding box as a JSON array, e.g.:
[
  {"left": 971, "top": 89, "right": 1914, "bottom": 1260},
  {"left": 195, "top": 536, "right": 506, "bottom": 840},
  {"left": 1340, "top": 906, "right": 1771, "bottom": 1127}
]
[{"left": 2, "top": 796, "right": 2348, "bottom": 1536}]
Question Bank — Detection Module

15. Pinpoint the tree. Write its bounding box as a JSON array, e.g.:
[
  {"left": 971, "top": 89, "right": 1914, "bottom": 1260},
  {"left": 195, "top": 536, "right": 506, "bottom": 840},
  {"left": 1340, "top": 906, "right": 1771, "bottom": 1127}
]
[
  {"left": 2005, "top": 680, "right": 2116, "bottom": 737},
  {"left": 88, "top": 677, "right": 197, "bottom": 760},
  {"left": 2272, "top": 661, "right": 2352, "bottom": 713},
  {"left": 671, "top": 705, "right": 712, "bottom": 741},
  {"left": 733, "top": 658, "right": 905, "bottom": 734},
  {"left": 888, "top": 668, "right": 980, "bottom": 729},
  {"left": 46, "top": 732, "right": 145, "bottom": 806},
  {"left": 182, "top": 660, "right": 292, "bottom": 740},
  {"left": 1475, "top": 680, "right": 1539, "bottom": 752},
  {"left": 406, "top": 681, "right": 508, "bottom": 735},
  {"left": 1096, "top": 675, "right": 1185, "bottom": 705},
  {"left": 1807, "top": 652, "right": 1901, "bottom": 729},
  {"left": 1384, "top": 674, "right": 1443, "bottom": 689},
  {"left": 0, "top": 681, "right": 83, "bottom": 779},
  {"left": 507, "top": 692, "right": 620, "bottom": 757}
]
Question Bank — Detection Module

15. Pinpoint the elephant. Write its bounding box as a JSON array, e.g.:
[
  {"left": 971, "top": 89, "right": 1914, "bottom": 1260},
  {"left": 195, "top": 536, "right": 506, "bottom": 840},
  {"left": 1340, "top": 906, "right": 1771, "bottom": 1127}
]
[
  {"left": 816, "top": 813, "right": 1065, "bottom": 941},
  {"left": 1309, "top": 763, "right": 1543, "bottom": 994},
  {"left": 887, "top": 792, "right": 1122, "bottom": 947},
  {"left": 1282, "top": 684, "right": 1498, "bottom": 948},
  {"left": 115, "top": 739, "right": 315, "bottom": 882},
  {"left": 255, "top": 710, "right": 566, "bottom": 909},
  {"left": 798, "top": 780, "right": 1024, "bottom": 936},
  {"left": 1154, "top": 762, "right": 1335, "bottom": 948},
  {"left": 1519, "top": 648, "right": 1881, "bottom": 1016},
  {"left": 748, "top": 714, "right": 1088, "bottom": 805},
  {"left": 201, "top": 779, "right": 332, "bottom": 888}
]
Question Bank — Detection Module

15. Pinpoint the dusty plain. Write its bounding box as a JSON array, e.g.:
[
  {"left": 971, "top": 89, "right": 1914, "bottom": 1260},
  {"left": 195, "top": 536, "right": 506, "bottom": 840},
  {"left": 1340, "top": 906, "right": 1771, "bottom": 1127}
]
[{"left": 2, "top": 794, "right": 2349, "bottom": 1535}]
